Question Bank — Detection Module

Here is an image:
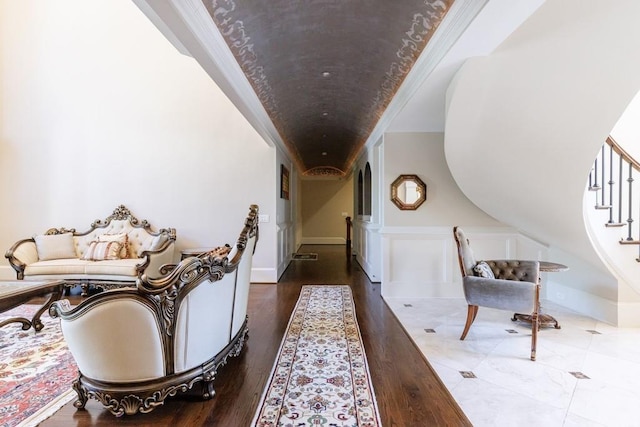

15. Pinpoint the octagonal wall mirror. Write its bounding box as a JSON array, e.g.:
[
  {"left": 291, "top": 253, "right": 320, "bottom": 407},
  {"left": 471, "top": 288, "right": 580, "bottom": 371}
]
[{"left": 391, "top": 174, "right": 426, "bottom": 210}]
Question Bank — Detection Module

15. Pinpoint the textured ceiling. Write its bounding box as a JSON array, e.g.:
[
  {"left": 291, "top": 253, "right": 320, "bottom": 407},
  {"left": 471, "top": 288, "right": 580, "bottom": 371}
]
[{"left": 202, "top": 0, "right": 453, "bottom": 176}]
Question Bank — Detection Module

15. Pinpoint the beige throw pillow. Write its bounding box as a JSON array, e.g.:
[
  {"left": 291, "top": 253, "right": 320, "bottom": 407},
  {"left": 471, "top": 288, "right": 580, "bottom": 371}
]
[{"left": 34, "top": 233, "right": 77, "bottom": 261}]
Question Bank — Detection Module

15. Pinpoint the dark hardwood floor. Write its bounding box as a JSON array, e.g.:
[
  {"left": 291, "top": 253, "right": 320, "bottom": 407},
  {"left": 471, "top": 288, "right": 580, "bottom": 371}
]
[{"left": 41, "top": 245, "right": 471, "bottom": 426}]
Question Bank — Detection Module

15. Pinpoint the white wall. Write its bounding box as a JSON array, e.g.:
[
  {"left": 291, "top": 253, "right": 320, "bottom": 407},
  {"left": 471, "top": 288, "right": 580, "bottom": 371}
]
[
  {"left": 383, "top": 133, "right": 502, "bottom": 228},
  {"left": 381, "top": 132, "right": 518, "bottom": 298},
  {"left": 444, "top": 0, "right": 640, "bottom": 324},
  {"left": 0, "top": 0, "right": 279, "bottom": 281}
]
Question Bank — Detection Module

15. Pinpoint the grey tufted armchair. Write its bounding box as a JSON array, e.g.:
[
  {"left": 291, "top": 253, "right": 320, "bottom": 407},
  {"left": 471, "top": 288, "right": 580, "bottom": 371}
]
[{"left": 453, "top": 226, "right": 541, "bottom": 361}]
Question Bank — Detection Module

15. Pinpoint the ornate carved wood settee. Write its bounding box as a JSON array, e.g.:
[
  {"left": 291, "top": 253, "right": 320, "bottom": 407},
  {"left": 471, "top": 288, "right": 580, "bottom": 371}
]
[
  {"left": 5, "top": 205, "right": 176, "bottom": 295},
  {"left": 49, "top": 205, "right": 259, "bottom": 416}
]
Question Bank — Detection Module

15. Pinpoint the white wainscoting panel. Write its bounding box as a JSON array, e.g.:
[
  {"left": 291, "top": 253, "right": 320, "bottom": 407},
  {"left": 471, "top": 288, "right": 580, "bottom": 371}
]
[
  {"left": 380, "top": 226, "right": 547, "bottom": 299},
  {"left": 354, "top": 220, "right": 381, "bottom": 282},
  {"left": 388, "top": 237, "right": 449, "bottom": 284},
  {"left": 276, "top": 222, "right": 294, "bottom": 281}
]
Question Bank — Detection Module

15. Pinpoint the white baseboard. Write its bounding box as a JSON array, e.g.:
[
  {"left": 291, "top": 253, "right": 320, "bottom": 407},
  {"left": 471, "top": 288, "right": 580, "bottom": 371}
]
[
  {"left": 547, "top": 281, "right": 619, "bottom": 325},
  {"left": 250, "top": 268, "right": 278, "bottom": 283},
  {"left": 356, "top": 255, "right": 380, "bottom": 283},
  {"left": 301, "top": 237, "right": 346, "bottom": 245}
]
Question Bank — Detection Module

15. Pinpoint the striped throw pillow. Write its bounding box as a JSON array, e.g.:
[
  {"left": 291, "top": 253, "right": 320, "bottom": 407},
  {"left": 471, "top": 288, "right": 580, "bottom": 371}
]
[
  {"left": 98, "top": 233, "right": 129, "bottom": 258},
  {"left": 82, "top": 241, "right": 123, "bottom": 261},
  {"left": 473, "top": 261, "right": 495, "bottom": 279}
]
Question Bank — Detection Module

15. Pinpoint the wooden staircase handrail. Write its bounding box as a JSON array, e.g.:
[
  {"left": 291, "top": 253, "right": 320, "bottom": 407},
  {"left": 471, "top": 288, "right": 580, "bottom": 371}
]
[{"left": 606, "top": 136, "right": 640, "bottom": 172}]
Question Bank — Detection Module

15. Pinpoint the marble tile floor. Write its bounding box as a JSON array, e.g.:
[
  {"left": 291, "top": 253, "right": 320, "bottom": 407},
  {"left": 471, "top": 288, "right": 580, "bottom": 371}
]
[{"left": 385, "top": 297, "right": 640, "bottom": 427}]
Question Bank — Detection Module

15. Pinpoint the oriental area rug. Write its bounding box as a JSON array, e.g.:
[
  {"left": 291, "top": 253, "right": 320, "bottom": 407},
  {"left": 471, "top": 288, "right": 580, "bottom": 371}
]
[
  {"left": 0, "top": 305, "right": 76, "bottom": 427},
  {"left": 252, "top": 285, "right": 381, "bottom": 427}
]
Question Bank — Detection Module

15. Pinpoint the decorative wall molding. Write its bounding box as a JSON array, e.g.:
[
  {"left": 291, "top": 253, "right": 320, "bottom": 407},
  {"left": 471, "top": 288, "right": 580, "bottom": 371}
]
[{"left": 303, "top": 166, "right": 345, "bottom": 177}]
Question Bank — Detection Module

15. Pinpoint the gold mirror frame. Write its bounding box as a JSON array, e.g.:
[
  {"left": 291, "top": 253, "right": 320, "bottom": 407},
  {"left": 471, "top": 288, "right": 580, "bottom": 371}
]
[{"left": 391, "top": 174, "right": 427, "bottom": 210}]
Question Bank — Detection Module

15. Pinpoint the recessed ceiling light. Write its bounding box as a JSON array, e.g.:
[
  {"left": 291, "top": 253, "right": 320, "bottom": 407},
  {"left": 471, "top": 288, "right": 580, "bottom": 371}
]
[
  {"left": 322, "top": 112, "right": 329, "bottom": 117},
  {"left": 322, "top": 152, "right": 327, "bottom": 156},
  {"left": 322, "top": 71, "right": 331, "bottom": 77}
]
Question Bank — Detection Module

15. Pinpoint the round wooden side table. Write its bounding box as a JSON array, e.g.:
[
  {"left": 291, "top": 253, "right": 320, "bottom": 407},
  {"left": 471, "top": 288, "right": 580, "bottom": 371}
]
[{"left": 512, "top": 261, "right": 568, "bottom": 329}]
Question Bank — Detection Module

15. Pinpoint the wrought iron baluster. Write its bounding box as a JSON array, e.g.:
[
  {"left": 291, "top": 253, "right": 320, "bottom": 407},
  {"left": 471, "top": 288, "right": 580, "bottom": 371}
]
[
  {"left": 618, "top": 154, "right": 624, "bottom": 224},
  {"left": 601, "top": 145, "right": 607, "bottom": 208},
  {"left": 608, "top": 144, "right": 615, "bottom": 223},
  {"left": 592, "top": 157, "right": 601, "bottom": 209},
  {"left": 626, "top": 162, "right": 634, "bottom": 241}
]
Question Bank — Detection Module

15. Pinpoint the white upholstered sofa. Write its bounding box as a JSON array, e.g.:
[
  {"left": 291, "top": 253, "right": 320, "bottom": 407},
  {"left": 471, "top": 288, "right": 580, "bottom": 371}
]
[
  {"left": 5, "top": 205, "right": 176, "bottom": 295},
  {"left": 49, "top": 205, "right": 259, "bottom": 416}
]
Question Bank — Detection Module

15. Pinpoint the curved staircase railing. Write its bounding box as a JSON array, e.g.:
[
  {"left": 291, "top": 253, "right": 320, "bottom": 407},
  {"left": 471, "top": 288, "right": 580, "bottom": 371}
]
[{"left": 589, "top": 136, "right": 640, "bottom": 261}]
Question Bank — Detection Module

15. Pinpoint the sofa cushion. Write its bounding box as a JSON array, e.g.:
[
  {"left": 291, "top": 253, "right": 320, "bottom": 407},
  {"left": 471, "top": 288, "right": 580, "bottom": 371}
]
[
  {"left": 83, "top": 259, "right": 142, "bottom": 276},
  {"left": 34, "top": 233, "right": 77, "bottom": 261},
  {"left": 98, "top": 233, "right": 129, "bottom": 258},
  {"left": 82, "top": 241, "right": 124, "bottom": 261},
  {"left": 25, "top": 259, "right": 92, "bottom": 276},
  {"left": 23, "top": 258, "right": 143, "bottom": 277}
]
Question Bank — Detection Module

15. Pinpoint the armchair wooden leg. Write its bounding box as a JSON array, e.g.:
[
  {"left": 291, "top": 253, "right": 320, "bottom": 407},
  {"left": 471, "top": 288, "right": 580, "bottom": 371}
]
[
  {"left": 460, "top": 305, "right": 478, "bottom": 340},
  {"left": 530, "top": 285, "right": 541, "bottom": 361},
  {"left": 530, "top": 311, "right": 539, "bottom": 361}
]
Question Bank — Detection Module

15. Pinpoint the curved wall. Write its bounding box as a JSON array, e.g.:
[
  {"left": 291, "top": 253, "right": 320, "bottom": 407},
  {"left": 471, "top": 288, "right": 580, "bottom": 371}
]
[{"left": 444, "top": 0, "right": 640, "bottom": 322}]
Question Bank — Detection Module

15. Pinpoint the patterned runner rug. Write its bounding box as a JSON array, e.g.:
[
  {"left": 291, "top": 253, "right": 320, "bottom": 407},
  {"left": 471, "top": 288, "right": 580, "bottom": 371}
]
[
  {"left": 252, "top": 285, "right": 381, "bottom": 426},
  {"left": 0, "top": 305, "right": 76, "bottom": 427}
]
